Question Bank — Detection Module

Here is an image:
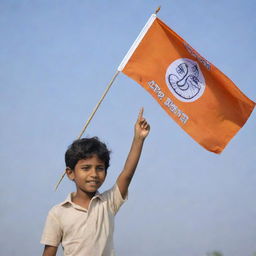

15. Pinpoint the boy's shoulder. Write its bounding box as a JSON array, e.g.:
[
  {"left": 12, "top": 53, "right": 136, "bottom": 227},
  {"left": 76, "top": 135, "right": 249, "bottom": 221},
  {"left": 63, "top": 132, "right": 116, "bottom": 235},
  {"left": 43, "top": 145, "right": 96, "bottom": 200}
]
[{"left": 47, "top": 194, "right": 72, "bottom": 217}]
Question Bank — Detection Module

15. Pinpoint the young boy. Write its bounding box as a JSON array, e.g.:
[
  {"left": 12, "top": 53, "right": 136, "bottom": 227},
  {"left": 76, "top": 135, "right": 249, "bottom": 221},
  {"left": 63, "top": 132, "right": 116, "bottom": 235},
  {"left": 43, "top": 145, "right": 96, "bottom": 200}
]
[{"left": 41, "top": 108, "right": 150, "bottom": 256}]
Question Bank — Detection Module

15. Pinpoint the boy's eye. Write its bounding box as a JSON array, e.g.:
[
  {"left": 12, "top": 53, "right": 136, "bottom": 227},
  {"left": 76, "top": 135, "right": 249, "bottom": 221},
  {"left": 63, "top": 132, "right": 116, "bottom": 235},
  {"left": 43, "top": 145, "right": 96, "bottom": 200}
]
[
  {"left": 97, "top": 166, "right": 105, "bottom": 171},
  {"left": 82, "top": 166, "right": 90, "bottom": 171}
]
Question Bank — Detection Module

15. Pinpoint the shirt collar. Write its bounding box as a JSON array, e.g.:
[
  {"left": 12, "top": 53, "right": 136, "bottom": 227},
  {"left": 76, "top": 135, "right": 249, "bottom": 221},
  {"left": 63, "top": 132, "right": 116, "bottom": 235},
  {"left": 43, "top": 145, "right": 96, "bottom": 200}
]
[{"left": 60, "top": 191, "right": 103, "bottom": 207}]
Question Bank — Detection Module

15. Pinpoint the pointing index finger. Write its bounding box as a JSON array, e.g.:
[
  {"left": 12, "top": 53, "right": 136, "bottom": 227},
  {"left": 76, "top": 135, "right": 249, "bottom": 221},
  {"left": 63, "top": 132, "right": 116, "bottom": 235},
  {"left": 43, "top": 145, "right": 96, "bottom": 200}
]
[{"left": 138, "top": 107, "right": 144, "bottom": 121}]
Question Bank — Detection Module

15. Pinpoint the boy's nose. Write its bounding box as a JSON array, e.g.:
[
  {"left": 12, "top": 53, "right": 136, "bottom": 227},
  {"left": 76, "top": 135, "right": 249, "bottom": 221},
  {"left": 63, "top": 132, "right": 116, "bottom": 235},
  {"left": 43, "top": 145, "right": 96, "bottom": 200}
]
[{"left": 90, "top": 168, "right": 98, "bottom": 177}]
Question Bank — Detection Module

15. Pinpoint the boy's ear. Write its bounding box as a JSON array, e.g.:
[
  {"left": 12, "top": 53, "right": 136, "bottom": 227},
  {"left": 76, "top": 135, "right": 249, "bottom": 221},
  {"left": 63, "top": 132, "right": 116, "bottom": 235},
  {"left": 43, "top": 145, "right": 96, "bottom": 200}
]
[{"left": 66, "top": 167, "right": 75, "bottom": 181}]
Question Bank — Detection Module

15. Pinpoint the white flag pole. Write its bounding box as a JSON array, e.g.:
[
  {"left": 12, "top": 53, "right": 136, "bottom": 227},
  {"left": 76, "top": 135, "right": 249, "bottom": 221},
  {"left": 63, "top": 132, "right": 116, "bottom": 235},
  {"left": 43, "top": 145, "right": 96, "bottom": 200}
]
[
  {"left": 54, "top": 6, "right": 161, "bottom": 191},
  {"left": 117, "top": 14, "right": 157, "bottom": 72},
  {"left": 117, "top": 6, "right": 160, "bottom": 71}
]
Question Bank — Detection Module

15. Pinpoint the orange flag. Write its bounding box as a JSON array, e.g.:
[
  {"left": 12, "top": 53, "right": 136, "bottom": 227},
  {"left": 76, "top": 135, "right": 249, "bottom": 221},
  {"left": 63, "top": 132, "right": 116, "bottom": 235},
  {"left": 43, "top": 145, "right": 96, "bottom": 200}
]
[{"left": 118, "top": 14, "right": 255, "bottom": 153}]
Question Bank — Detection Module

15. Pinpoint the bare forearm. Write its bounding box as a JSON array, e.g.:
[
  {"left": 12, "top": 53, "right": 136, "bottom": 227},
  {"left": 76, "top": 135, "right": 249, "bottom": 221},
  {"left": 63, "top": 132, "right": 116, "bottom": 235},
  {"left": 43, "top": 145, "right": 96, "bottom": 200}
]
[
  {"left": 123, "top": 136, "right": 144, "bottom": 176},
  {"left": 117, "top": 108, "right": 150, "bottom": 198},
  {"left": 117, "top": 136, "right": 145, "bottom": 197}
]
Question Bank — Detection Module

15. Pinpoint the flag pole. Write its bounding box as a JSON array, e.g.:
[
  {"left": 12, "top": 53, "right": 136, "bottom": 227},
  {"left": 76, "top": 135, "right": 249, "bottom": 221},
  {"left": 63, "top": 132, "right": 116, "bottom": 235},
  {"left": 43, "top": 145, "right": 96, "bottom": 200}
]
[
  {"left": 54, "top": 70, "right": 120, "bottom": 191},
  {"left": 77, "top": 70, "right": 120, "bottom": 139},
  {"left": 54, "top": 6, "right": 161, "bottom": 191},
  {"left": 155, "top": 6, "right": 161, "bottom": 14}
]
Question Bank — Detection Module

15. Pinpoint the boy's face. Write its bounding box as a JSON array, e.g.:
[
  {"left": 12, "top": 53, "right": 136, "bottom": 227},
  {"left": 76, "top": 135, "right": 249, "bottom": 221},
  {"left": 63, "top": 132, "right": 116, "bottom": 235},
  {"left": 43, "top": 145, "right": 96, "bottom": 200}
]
[{"left": 67, "top": 155, "right": 106, "bottom": 195}]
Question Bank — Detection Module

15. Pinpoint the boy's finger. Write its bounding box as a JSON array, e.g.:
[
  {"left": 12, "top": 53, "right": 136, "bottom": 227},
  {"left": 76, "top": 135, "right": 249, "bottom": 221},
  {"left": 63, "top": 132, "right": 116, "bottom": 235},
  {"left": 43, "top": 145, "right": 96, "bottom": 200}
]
[{"left": 138, "top": 107, "right": 144, "bottom": 120}]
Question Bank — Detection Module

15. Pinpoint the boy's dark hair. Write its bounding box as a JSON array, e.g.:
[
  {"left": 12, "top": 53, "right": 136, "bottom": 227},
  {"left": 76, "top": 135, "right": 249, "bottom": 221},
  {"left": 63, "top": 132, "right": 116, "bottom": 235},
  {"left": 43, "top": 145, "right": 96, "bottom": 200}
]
[{"left": 65, "top": 137, "right": 111, "bottom": 170}]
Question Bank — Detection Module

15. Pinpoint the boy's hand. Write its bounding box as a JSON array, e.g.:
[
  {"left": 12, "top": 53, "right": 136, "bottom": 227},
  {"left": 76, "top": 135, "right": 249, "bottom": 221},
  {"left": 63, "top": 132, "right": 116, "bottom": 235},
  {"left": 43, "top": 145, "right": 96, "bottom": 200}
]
[{"left": 135, "top": 108, "right": 150, "bottom": 140}]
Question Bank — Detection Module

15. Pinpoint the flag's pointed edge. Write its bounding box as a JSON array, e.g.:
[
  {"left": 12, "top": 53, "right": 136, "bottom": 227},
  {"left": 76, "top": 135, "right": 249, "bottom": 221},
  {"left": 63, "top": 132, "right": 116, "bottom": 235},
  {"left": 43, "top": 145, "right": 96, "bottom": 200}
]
[{"left": 117, "top": 14, "right": 157, "bottom": 71}]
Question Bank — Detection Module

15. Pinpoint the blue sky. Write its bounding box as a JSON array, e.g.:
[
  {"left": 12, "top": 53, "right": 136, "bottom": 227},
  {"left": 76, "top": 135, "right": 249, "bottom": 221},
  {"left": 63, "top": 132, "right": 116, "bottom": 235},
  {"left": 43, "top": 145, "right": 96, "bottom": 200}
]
[{"left": 0, "top": 1, "right": 255, "bottom": 256}]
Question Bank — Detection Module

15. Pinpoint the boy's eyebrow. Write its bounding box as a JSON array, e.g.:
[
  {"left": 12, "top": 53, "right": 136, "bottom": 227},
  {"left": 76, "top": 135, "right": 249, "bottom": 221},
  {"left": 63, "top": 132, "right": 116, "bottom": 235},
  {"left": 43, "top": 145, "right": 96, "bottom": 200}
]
[
  {"left": 79, "top": 164, "right": 105, "bottom": 167},
  {"left": 79, "top": 164, "right": 92, "bottom": 167}
]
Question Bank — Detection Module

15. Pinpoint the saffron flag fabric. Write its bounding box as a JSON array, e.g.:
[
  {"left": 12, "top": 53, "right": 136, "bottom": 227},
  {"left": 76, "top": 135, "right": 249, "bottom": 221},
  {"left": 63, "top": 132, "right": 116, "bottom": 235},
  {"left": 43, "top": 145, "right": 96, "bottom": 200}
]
[{"left": 118, "top": 14, "right": 255, "bottom": 153}]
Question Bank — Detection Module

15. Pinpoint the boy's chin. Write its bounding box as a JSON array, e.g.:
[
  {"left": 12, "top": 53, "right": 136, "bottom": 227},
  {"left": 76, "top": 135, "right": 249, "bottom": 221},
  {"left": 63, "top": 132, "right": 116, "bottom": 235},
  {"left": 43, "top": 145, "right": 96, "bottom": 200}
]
[
  {"left": 78, "top": 184, "right": 102, "bottom": 194},
  {"left": 82, "top": 186, "right": 99, "bottom": 194}
]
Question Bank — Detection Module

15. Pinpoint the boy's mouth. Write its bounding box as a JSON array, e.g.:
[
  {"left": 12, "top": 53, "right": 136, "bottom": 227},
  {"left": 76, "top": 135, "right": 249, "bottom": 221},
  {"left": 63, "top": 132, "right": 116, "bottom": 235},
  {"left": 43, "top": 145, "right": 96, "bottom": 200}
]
[{"left": 86, "top": 180, "right": 99, "bottom": 185}]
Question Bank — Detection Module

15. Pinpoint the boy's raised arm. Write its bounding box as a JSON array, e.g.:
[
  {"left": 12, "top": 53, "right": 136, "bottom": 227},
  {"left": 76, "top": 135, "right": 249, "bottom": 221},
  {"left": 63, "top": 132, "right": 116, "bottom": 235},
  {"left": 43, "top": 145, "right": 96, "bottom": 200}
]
[{"left": 117, "top": 108, "right": 150, "bottom": 198}]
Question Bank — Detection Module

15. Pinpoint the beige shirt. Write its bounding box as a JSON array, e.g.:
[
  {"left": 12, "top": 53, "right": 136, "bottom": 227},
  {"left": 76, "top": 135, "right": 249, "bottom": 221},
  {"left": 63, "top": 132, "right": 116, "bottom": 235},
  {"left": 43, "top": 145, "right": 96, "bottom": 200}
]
[{"left": 41, "top": 184, "right": 126, "bottom": 256}]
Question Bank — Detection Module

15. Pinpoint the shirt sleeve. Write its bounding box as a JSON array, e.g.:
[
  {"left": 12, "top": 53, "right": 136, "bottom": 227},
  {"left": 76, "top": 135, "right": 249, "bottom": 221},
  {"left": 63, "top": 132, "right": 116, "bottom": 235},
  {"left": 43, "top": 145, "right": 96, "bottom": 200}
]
[
  {"left": 40, "top": 208, "right": 63, "bottom": 247},
  {"left": 102, "top": 183, "right": 128, "bottom": 215}
]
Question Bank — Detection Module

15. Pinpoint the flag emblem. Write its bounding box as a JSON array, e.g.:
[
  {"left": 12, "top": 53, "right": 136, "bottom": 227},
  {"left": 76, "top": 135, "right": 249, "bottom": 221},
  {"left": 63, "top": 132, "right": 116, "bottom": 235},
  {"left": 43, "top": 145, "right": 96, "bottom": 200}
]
[{"left": 165, "top": 58, "right": 206, "bottom": 102}]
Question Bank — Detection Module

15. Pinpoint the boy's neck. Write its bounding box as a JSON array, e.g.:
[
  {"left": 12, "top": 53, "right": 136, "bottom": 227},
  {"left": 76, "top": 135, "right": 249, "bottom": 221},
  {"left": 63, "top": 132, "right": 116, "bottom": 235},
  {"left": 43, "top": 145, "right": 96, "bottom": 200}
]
[{"left": 72, "top": 189, "right": 97, "bottom": 209}]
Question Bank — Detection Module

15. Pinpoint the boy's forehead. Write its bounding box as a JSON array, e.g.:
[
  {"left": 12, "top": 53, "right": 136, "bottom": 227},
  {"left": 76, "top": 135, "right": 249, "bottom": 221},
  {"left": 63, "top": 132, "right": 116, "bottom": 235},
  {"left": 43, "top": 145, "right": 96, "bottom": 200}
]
[{"left": 77, "top": 155, "right": 105, "bottom": 165}]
